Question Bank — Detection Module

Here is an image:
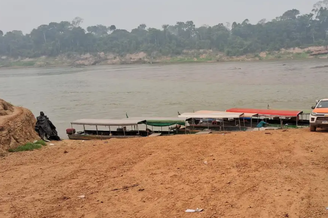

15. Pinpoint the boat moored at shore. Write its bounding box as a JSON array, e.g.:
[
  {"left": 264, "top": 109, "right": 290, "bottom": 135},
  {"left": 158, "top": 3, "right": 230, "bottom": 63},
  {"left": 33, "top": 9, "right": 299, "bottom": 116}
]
[
  {"left": 67, "top": 119, "right": 149, "bottom": 140},
  {"left": 66, "top": 108, "right": 311, "bottom": 140}
]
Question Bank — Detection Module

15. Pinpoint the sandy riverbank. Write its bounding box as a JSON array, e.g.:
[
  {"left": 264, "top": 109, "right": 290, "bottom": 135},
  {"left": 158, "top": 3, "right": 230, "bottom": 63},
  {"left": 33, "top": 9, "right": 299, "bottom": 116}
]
[
  {"left": 1, "top": 46, "right": 328, "bottom": 69},
  {"left": 0, "top": 128, "right": 328, "bottom": 218}
]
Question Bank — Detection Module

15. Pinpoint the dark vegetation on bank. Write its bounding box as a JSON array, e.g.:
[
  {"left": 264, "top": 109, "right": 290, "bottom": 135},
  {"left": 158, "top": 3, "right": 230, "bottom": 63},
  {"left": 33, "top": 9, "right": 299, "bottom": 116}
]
[{"left": 0, "top": 1, "right": 328, "bottom": 60}]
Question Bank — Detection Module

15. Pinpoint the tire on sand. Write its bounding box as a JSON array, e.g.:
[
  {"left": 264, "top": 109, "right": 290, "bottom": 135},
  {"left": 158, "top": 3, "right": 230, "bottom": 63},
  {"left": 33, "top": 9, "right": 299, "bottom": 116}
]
[{"left": 310, "top": 125, "right": 316, "bottom": 132}]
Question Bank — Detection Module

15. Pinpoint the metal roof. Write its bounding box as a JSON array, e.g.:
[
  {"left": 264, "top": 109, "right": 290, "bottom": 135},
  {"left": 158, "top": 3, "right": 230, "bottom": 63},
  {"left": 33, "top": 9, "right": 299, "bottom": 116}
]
[
  {"left": 126, "top": 117, "right": 186, "bottom": 126},
  {"left": 194, "top": 110, "right": 224, "bottom": 114},
  {"left": 178, "top": 112, "right": 242, "bottom": 119},
  {"left": 127, "top": 117, "right": 186, "bottom": 121},
  {"left": 71, "top": 119, "right": 145, "bottom": 126},
  {"left": 226, "top": 108, "right": 302, "bottom": 117},
  {"left": 240, "top": 113, "right": 259, "bottom": 118},
  {"left": 195, "top": 110, "right": 258, "bottom": 118}
]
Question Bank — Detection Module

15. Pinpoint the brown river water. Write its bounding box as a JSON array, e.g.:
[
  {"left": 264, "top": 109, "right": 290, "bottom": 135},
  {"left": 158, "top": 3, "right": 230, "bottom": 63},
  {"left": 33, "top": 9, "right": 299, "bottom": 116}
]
[{"left": 1, "top": 59, "right": 328, "bottom": 138}]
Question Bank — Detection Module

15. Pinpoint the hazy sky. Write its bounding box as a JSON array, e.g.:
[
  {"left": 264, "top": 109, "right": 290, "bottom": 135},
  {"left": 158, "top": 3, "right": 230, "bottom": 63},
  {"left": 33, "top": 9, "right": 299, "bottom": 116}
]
[{"left": 0, "top": 0, "right": 317, "bottom": 33}]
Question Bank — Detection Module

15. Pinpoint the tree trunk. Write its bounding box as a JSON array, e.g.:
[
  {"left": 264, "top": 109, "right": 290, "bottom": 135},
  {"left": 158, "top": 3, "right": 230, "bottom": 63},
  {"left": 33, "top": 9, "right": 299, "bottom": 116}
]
[
  {"left": 312, "top": 32, "right": 315, "bottom": 43},
  {"left": 43, "top": 32, "right": 47, "bottom": 43}
]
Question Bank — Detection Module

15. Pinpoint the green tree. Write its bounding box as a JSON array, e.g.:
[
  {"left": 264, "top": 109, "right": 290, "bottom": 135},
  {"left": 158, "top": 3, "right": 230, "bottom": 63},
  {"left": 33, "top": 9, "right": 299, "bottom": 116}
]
[
  {"left": 87, "top": 25, "right": 108, "bottom": 37},
  {"left": 109, "top": 25, "right": 116, "bottom": 32},
  {"left": 72, "top": 17, "right": 83, "bottom": 27},
  {"left": 138, "top": 24, "right": 147, "bottom": 30},
  {"left": 281, "top": 9, "right": 300, "bottom": 20}
]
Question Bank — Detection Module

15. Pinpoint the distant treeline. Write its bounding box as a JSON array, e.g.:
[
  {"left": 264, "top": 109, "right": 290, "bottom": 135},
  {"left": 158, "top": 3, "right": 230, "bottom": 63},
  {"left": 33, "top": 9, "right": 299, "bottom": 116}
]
[{"left": 1, "top": 1, "right": 328, "bottom": 58}]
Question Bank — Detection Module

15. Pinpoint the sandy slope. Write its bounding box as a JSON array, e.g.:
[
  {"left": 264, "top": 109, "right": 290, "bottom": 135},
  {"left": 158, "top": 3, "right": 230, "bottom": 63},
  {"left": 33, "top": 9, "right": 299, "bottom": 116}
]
[
  {"left": 0, "top": 99, "right": 39, "bottom": 153},
  {"left": 0, "top": 129, "right": 328, "bottom": 218}
]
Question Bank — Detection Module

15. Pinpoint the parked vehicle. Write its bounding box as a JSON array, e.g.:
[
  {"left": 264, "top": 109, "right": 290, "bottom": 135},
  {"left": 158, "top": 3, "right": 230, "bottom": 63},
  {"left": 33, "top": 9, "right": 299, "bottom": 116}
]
[{"left": 309, "top": 99, "right": 328, "bottom": 131}]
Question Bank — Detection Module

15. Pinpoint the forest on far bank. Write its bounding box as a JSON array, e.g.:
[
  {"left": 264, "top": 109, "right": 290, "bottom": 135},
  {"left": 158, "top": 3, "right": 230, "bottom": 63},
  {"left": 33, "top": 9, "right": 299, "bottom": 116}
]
[{"left": 1, "top": 1, "right": 328, "bottom": 58}]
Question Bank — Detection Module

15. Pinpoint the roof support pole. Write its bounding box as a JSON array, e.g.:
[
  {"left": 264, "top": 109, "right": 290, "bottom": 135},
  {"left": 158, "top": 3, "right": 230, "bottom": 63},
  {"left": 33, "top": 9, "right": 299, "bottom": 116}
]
[
  {"left": 280, "top": 119, "right": 283, "bottom": 129},
  {"left": 96, "top": 125, "right": 98, "bottom": 135},
  {"left": 185, "top": 121, "right": 187, "bottom": 134},
  {"left": 239, "top": 119, "right": 241, "bottom": 131}
]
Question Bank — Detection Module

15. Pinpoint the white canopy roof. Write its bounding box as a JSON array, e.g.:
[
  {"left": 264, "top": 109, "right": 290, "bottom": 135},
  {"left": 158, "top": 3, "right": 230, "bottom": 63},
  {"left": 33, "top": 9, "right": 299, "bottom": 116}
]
[
  {"left": 126, "top": 117, "right": 186, "bottom": 121},
  {"left": 71, "top": 119, "right": 145, "bottom": 126},
  {"left": 178, "top": 112, "right": 243, "bottom": 119},
  {"left": 194, "top": 110, "right": 224, "bottom": 114}
]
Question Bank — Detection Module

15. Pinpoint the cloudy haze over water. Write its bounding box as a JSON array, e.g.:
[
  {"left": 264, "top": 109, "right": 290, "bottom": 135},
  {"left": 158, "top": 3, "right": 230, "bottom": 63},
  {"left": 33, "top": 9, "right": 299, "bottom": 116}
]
[{"left": 0, "top": 0, "right": 316, "bottom": 33}]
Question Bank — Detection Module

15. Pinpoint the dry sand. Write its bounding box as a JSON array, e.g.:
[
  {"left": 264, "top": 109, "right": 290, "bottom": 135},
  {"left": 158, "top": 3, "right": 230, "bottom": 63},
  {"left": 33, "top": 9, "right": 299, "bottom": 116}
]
[{"left": 0, "top": 129, "right": 328, "bottom": 218}]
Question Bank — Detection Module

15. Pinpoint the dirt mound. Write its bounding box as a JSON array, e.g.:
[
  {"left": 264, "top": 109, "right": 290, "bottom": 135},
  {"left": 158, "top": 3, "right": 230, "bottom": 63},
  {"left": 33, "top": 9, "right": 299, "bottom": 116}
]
[
  {"left": 0, "top": 129, "right": 328, "bottom": 218},
  {"left": 0, "top": 99, "right": 39, "bottom": 153},
  {"left": 0, "top": 100, "right": 14, "bottom": 116}
]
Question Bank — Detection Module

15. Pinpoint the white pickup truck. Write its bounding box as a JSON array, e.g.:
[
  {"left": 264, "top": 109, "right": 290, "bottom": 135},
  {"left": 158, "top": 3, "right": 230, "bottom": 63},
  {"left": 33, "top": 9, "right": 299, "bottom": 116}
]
[{"left": 309, "top": 99, "right": 328, "bottom": 131}]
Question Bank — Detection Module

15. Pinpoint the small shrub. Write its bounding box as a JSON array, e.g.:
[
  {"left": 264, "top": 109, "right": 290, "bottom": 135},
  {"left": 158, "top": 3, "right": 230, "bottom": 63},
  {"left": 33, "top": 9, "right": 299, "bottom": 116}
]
[
  {"left": 293, "top": 52, "right": 309, "bottom": 59},
  {"left": 8, "top": 140, "right": 46, "bottom": 152},
  {"left": 10, "top": 61, "right": 36, "bottom": 67},
  {"left": 35, "top": 140, "right": 46, "bottom": 146}
]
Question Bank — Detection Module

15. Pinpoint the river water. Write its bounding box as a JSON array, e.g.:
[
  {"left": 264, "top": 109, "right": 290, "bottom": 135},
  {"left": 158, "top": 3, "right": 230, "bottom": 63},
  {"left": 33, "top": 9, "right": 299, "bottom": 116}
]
[{"left": 1, "top": 59, "right": 328, "bottom": 138}]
